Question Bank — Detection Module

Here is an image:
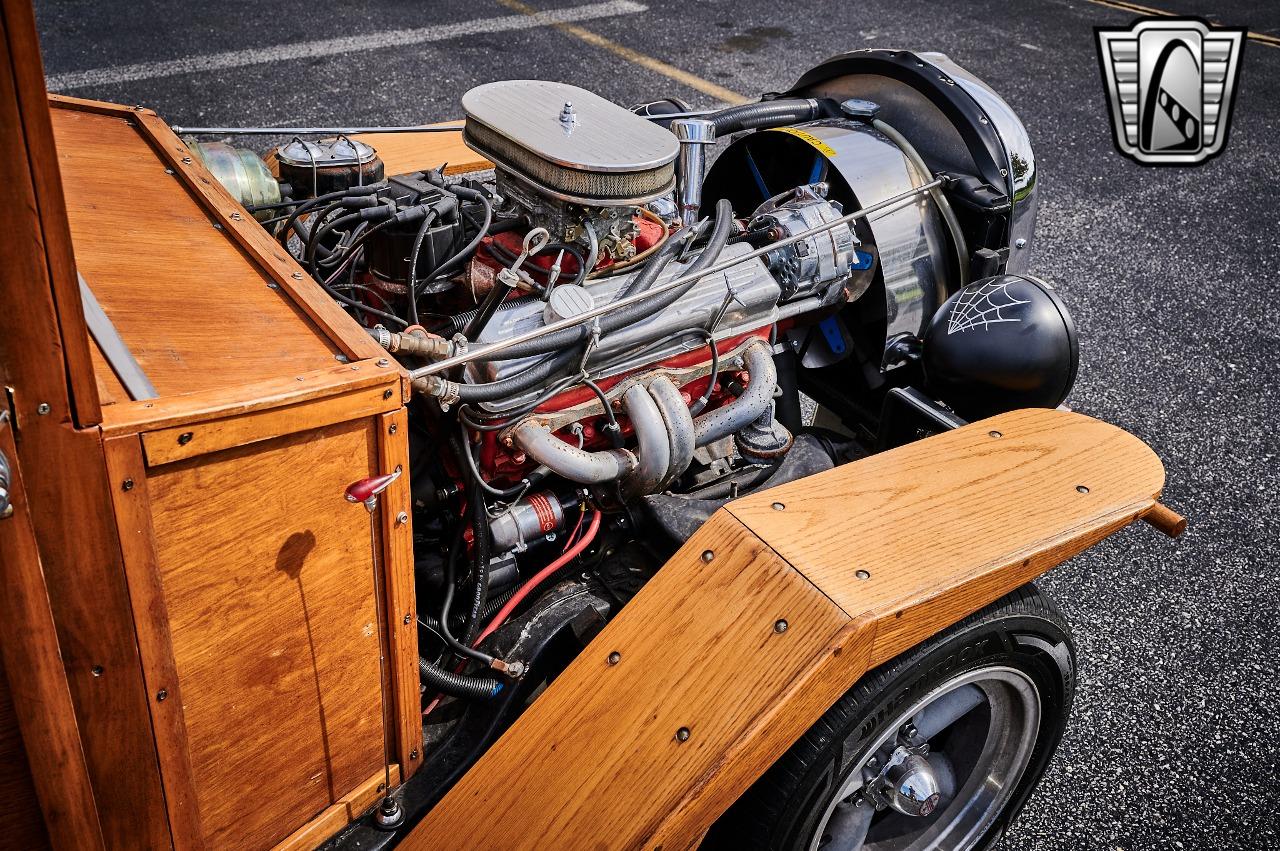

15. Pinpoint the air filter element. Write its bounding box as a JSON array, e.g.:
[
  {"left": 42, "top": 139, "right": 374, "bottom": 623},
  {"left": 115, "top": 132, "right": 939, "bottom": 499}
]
[{"left": 462, "top": 80, "right": 679, "bottom": 206}]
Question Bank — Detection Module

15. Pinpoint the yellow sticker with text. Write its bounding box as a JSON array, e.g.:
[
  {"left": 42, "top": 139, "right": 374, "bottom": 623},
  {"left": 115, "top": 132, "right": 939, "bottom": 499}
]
[{"left": 767, "top": 126, "right": 837, "bottom": 159}]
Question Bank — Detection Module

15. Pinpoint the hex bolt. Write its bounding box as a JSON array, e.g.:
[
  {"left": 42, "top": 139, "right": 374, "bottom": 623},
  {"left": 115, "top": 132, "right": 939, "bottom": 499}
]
[
  {"left": 36, "top": 402, "right": 51, "bottom": 416},
  {"left": 701, "top": 550, "right": 715, "bottom": 563},
  {"left": 771, "top": 501, "right": 786, "bottom": 511},
  {"left": 675, "top": 727, "right": 691, "bottom": 743},
  {"left": 396, "top": 511, "right": 409, "bottom": 526},
  {"left": 855, "top": 569, "right": 871, "bottom": 580},
  {"left": 1076, "top": 485, "right": 1091, "bottom": 494},
  {"left": 156, "top": 689, "right": 168, "bottom": 702},
  {"left": 121, "top": 478, "right": 134, "bottom": 492},
  {"left": 607, "top": 651, "right": 622, "bottom": 666},
  {"left": 177, "top": 432, "right": 194, "bottom": 446},
  {"left": 774, "top": 619, "right": 789, "bottom": 634}
]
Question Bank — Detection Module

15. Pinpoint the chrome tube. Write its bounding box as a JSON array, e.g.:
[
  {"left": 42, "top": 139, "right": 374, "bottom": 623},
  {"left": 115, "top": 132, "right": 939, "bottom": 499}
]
[
  {"left": 512, "top": 422, "right": 635, "bottom": 484},
  {"left": 622, "top": 384, "right": 670, "bottom": 495},
  {"left": 648, "top": 376, "right": 695, "bottom": 488},
  {"left": 692, "top": 341, "right": 777, "bottom": 447},
  {"left": 409, "top": 178, "right": 942, "bottom": 380},
  {"left": 672, "top": 118, "right": 716, "bottom": 227},
  {"left": 171, "top": 124, "right": 463, "bottom": 135}
]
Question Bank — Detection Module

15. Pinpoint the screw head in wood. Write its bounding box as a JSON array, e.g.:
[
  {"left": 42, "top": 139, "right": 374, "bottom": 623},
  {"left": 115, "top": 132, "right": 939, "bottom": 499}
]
[
  {"left": 177, "top": 432, "right": 193, "bottom": 446},
  {"left": 121, "top": 478, "right": 134, "bottom": 492},
  {"left": 774, "top": 619, "right": 788, "bottom": 634},
  {"left": 377, "top": 358, "right": 391, "bottom": 368},
  {"left": 91, "top": 665, "right": 104, "bottom": 677},
  {"left": 292, "top": 272, "right": 304, "bottom": 280},
  {"left": 675, "top": 727, "right": 691, "bottom": 743},
  {"left": 855, "top": 569, "right": 871, "bottom": 580},
  {"left": 403, "top": 612, "right": 412, "bottom": 625},
  {"left": 607, "top": 651, "right": 621, "bottom": 666},
  {"left": 410, "top": 748, "right": 419, "bottom": 760},
  {"left": 396, "top": 511, "right": 409, "bottom": 526},
  {"left": 701, "top": 550, "right": 715, "bottom": 563},
  {"left": 771, "top": 501, "right": 786, "bottom": 511},
  {"left": 1076, "top": 485, "right": 1090, "bottom": 494},
  {"left": 36, "top": 402, "right": 50, "bottom": 415},
  {"left": 156, "top": 689, "right": 168, "bottom": 702},
  {"left": 383, "top": 389, "right": 394, "bottom": 400},
  {"left": 988, "top": 430, "right": 1002, "bottom": 438},
  {"left": 389, "top": 423, "right": 398, "bottom": 435}
]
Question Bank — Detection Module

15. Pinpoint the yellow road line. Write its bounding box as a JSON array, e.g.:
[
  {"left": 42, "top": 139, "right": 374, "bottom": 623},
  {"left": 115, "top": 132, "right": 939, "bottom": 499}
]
[
  {"left": 495, "top": 0, "right": 750, "bottom": 104},
  {"left": 1083, "top": 0, "right": 1280, "bottom": 48}
]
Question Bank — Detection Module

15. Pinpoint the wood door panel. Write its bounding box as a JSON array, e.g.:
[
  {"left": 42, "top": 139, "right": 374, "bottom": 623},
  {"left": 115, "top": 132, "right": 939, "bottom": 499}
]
[{"left": 147, "top": 420, "right": 387, "bottom": 849}]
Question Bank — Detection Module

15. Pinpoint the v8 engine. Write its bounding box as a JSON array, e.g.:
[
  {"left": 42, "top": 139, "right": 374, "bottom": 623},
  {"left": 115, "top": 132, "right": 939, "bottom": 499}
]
[{"left": 200, "top": 49, "right": 1081, "bottom": 776}]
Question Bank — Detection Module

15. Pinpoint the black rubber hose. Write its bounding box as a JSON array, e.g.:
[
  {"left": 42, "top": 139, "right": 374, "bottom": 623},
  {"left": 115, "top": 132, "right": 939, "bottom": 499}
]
[
  {"left": 706, "top": 98, "right": 825, "bottom": 136},
  {"left": 437, "top": 519, "right": 496, "bottom": 666},
  {"left": 462, "top": 480, "right": 491, "bottom": 647},
  {"left": 471, "top": 198, "right": 733, "bottom": 364},
  {"left": 453, "top": 348, "right": 578, "bottom": 403},
  {"left": 406, "top": 209, "right": 440, "bottom": 326},
  {"left": 418, "top": 658, "right": 500, "bottom": 699}
]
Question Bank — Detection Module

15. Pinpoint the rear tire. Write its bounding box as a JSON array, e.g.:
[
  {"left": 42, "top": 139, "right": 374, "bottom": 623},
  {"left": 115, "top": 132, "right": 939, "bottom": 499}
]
[{"left": 703, "top": 583, "right": 1075, "bottom": 851}]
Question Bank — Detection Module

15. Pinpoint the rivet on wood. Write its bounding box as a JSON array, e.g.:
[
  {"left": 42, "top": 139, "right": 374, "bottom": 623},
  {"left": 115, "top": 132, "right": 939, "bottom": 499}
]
[
  {"left": 771, "top": 501, "right": 785, "bottom": 511},
  {"left": 607, "top": 651, "right": 621, "bottom": 666},
  {"left": 177, "top": 432, "right": 193, "bottom": 446},
  {"left": 156, "top": 689, "right": 168, "bottom": 702},
  {"left": 774, "top": 619, "right": 788, "bottom": 634},
  {"left": 121, "top": 478, "right": 134, "bottom": 492},
  {"left": 855, "top": 569, "right": 871, "bottom": 580},
  {"left": 700, "top": 550, "right": 715, "bottom": 563},
  {"left": 675, "top": 727, "right": 691, "bottom": 743},
  {"left": 1076, "top": 485, "right": 1090, "bottom": 494}
]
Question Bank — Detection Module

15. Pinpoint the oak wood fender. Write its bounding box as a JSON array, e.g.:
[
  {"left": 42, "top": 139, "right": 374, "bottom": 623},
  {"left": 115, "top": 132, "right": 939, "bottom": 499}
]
[{"left": 406, "top": 408, "right": 1178, "bottom": 850}]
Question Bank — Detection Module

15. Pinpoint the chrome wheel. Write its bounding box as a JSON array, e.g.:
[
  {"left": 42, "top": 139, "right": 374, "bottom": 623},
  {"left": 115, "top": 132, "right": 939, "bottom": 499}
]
[{"left": 808, "top": 666, "right": 1041, "bottom": 851}]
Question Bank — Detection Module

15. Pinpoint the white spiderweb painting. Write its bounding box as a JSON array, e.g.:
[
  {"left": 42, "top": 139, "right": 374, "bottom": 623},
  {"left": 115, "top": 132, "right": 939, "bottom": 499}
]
[{"left": 947, "top": 279, "right": 1031, "bottom": 335}]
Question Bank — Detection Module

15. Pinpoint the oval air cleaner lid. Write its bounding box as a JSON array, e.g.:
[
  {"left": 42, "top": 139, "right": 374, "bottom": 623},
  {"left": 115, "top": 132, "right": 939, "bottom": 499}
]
[{"left": 462, "top": 80, "right": 679, "bottom": 206}]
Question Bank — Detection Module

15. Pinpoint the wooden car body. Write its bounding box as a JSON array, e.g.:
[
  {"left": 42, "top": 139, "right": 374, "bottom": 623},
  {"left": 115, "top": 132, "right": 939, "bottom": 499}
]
[{"left": 0, "top": 3, "right": 1181, "bottom": 848}]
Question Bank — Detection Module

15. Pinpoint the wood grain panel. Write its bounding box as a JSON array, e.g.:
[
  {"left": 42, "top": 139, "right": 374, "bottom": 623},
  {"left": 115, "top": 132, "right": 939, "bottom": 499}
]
[
  {"left": 147, "top": 420, "right": 388, "bottom": 849},
  {"left": 375, "top": 408, "right": 422, "bottom": 780},
  {"left": 49, "top": 106, "right": 341, "bottom": 405},
  {"left": 99, "top": 361, "right": 400, "bottom": 437},
  {"left": 727, "top": 408, "right": 1166, "bottom": 666},
  {"left": 0, "top": 653, "right": 51, "bottom": 848},
  {"left": 0, "top": 0, "right": 100, "bottom": 426},
  {"left": 102, "top": 434, "right": 206, "bottom": 848},
  {"left": 142, "top": 382, "right": 398, "bottom": 466},
  {"left": 348, "top": 124, "right": 489, "bottom": 176},
  {"left": 408, "top": 511, "right": 852, "bottom": 850},
  {"left": 409, "top": 409, "right": 1170, "bottom": 849},
  {"left": 0, "top": 416, "right": 105, "bottom": 849}
]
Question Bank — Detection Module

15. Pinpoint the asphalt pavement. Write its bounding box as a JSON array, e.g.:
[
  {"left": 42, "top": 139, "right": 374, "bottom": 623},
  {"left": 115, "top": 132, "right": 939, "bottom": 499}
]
[{"left": 34, "top": 1, "right": 1280, "bottom": 848}]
